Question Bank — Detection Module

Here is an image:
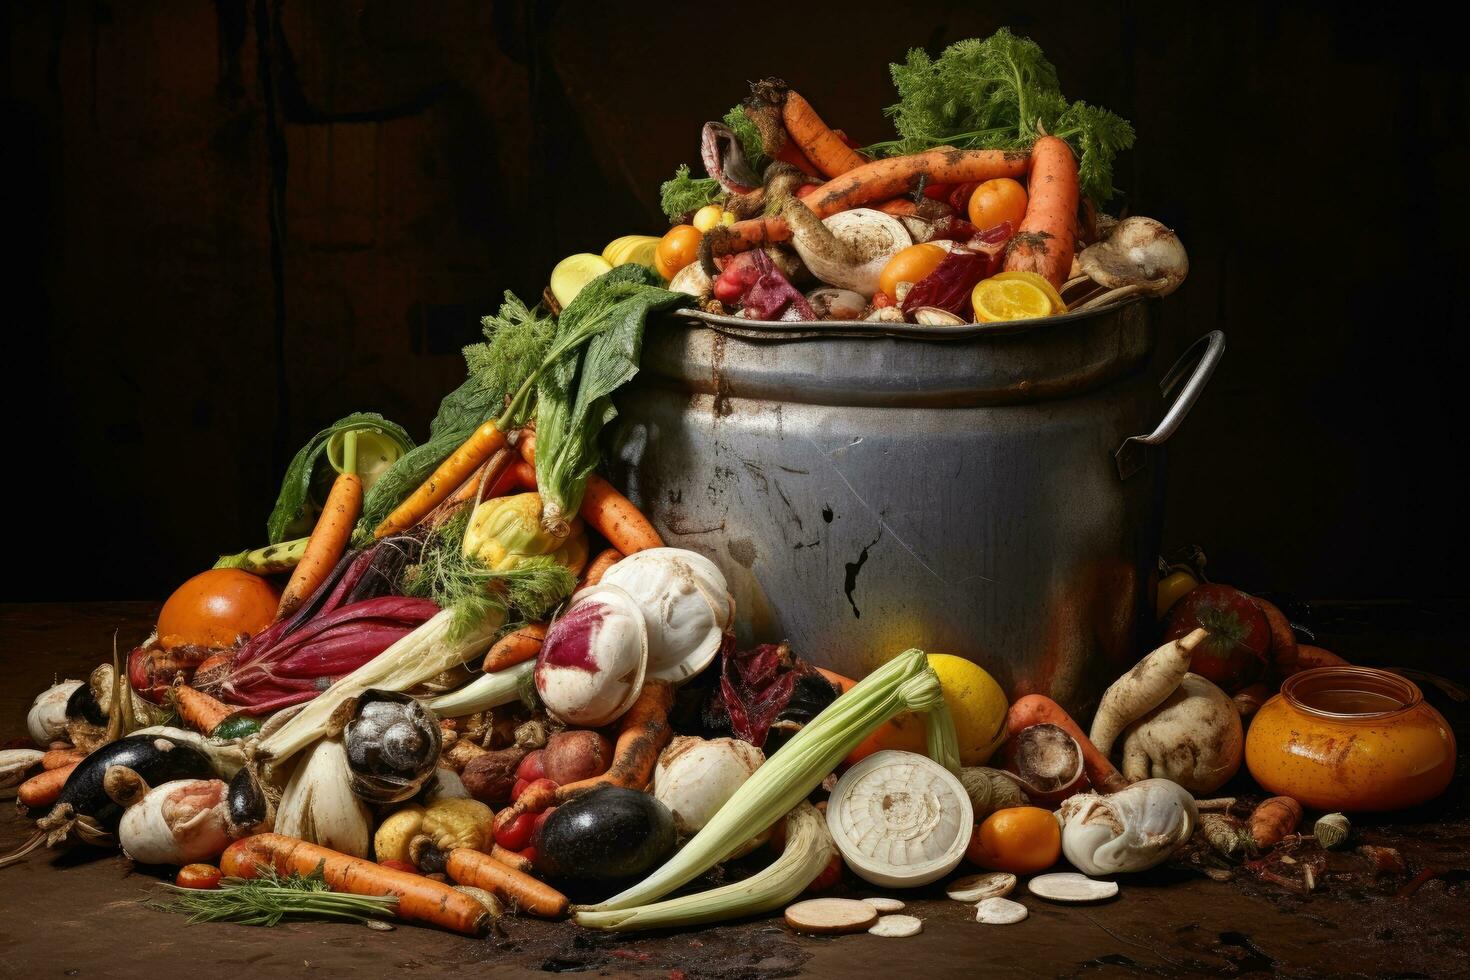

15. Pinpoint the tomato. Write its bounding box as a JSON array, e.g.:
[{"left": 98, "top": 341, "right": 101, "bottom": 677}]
[
  {"left": 655, "top": 224, "right": 702, "bottom": 280},
  {"left": 805, "top": 853, "right": 843, "bottom": 892},
  {"left": 966, "top": 807, "right": 1061, "bottom": 874},
  {"left": 157, "top": 569, "right": 280, "bottom": 650},
  {"left": 175, "top": 863, "right": 222, "bottom": 889},
  {"left": 692, "top": 205, "right": 734, "bottom": 232},
  {"left": 878, "top": 243, "right": 947, "bottom": 299},
  {"left": 967, "top": 178, "right": 1029, "bottom": 231}
]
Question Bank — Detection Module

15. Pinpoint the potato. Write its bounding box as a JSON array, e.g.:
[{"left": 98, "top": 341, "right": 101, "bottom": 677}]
[
  {"left": 461, "top": 747, "right": 527, "bottom": 805},
  {"left": 542, "top": 730, "right": 614, "bottom": 785}
]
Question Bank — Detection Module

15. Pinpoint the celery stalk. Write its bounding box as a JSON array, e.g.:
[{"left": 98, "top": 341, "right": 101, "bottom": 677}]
[
  {"left": 574, "top": 802, "right": 835, "bottom": 931},
  {"left": 592, "top": 648, "right": 944, "bottom": 911},
  {"left": 425, "top": 662, "right": 534, "bottom": 717}
]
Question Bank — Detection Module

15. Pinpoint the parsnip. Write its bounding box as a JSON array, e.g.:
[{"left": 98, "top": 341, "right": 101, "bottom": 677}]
[{"left": 1090, "top": 627, "right": 1207, "bottom": 756}]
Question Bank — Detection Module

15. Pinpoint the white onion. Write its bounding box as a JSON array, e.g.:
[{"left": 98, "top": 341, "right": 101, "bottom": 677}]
[
  {"left": 653, "top": 736, "right": 765, "bottom": 836},
  {"left": 1058, "top": 778, "right": 1197, "bottom": 876},
  {"left": 28, "top": 680, "right": 82, "bottom": 746},
  {"left": 535, "top": 583, "right": 648, "bottom": 726}
]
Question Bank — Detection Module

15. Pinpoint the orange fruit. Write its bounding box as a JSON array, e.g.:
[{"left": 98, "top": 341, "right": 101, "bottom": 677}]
[
  {"left": 654, "top": 224, "right": 702, "bottom": 280},
  {"left": 967, "top": 178, "right": 1029, "bottom": 231},
  {"left": 157, "top": 568, "right": 280, "bottom": 649},
  {"left": 966, "top": 806, "right": 1061, "bottom": 873},
  {"left": 878, "top": 243, "right": 947, "bottom": 299}
]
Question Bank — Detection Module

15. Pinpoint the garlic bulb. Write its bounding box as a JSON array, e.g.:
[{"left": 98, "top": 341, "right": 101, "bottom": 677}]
[
  {"left": 117, "top": 777, "right": 233, "bottom": 865},
  {"left": 654, "top": 736, "right": 765, "bottom": 836},
  {"left": 28, "top": 680, "right": 82, "bottom": 746},
  {"left": 276, "top": 738, "right": 373, "bottom": 858},
  {"left": 600, "top": 548, "right": 731, "bottom": 683},
  {"left": 1058, "top": 778, "right": 1197, "bottom": 876},
  {"left": 535, "top": 583, "right": 648, "bottom": 726},
  {"left": 827, "top": 750, "right": 973, "bottom": 888}
]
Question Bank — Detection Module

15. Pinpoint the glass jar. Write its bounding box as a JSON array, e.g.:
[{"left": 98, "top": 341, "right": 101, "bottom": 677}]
[{"left": 1245, "top": 666, "right": 1456, "bottom": 811}]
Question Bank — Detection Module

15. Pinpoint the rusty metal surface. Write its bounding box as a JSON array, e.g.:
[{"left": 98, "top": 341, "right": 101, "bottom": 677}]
[{"left": 610, "top": 302, "right": 1216, "bottom": 718}]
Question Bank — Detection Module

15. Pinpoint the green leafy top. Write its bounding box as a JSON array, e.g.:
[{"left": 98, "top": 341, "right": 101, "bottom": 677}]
[
  {"left": 154, "top": 861, "right": 398, "bottom": 927},
  {"left": 534, "top": 264, "right": 682, "bottom": 535},
  {"left": 266, "top": 413, "right": 414, "bottom": 543},
  {"left": 660, "top": 164, "right": 724, "bottom": 223},
  {"left": 723, "top": 104, "right": 768, "bottom": 174},
  {"left": 871, "top": 29, "right": 1134, "bottom": 202}
]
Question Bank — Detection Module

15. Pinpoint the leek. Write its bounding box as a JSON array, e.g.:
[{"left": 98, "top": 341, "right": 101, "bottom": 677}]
[
  {"left": 574, "top": 802, "right": 834, "bottom": 931},
  {"left": 425, "top": 661, "right": 534, "bottom": 718},
  {"left": 259, "top": 608, "right": 501, "bottom": 765},
  {"left": 592, "top": 648, "right": 948, "bottom": 911}
]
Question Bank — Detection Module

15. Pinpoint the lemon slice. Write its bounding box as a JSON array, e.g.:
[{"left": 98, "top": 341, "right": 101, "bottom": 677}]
[
  {"left": 602, "top": 235, "right": 660, "bottom": 268},
  {"left": 988, "top": 270, "right": 1067, "bottom": 313},
  {"left": 550, "top": 253, "right": 613, "bottom": 307},
  {"left": 972, "top": 276, "right": 1055, "bottom": 323}
]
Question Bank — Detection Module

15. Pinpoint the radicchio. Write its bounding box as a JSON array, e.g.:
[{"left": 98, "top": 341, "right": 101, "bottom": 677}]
[
  {"left": 702, "top": 640, "right": 839, "bottom": 750},
  {"left": 901, "top": 221, "right": 1014, "bottom": 319}
]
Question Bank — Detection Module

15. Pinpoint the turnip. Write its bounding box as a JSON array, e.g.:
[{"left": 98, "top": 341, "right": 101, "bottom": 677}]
[
  {"left": 543, "top": 730, "right": 614, "bottom": 786},
  {"left": 1089, "top": 628, "right": 1208, "bottom": 756},
  {"left": 653, "top": 736, "right": 764, "bottom": 836}
]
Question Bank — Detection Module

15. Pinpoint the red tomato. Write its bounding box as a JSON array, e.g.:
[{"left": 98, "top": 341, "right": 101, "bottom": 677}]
[{"left": 175, "top": 863, "right": 222, "bottom": 889}]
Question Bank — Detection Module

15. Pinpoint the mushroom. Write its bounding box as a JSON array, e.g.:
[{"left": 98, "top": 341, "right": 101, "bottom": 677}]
[{"left": 1072, "top": 216, "right": 1189, "bottom": 311}]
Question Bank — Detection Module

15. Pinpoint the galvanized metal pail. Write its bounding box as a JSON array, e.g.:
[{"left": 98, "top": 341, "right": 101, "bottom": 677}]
[{"left": 607, "top": 301, "right": 1224, "bottom": 718}]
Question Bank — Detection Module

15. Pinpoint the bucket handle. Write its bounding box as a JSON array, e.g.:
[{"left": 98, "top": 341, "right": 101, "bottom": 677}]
[{"left": 1114, "top": 330, "right": 1226, "bottom": 480}]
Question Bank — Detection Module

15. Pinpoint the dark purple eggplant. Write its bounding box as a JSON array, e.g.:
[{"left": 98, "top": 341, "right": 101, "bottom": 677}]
[{"left": 534, "top": 787, "right": 675, "bottom": 882}]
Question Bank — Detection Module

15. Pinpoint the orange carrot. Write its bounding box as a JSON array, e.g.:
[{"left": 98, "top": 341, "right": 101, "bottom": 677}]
[
  {"left": 580, "top": 548, "right": 623, "bottom": 589},
  {"left": 278, "top": 470, "right": 363, "bottom": 619},
  {"left": 494, "top": 779, "right": 559, "bottom": 836},
  {"left": 773, "top": 136, "right": 821, "bottom": 177},
  {"left": 172, "top": 684, "right": 236, "bottom": 735},
  {"left": 513, "top": 437, "right": 660, "bottom": 555},
  {"left": 41, "top": 748, "right": 86, "bottom": 771},
  {"left": 446, "top": 848, "right": 569, "bottom": 918},
  {"left": 1252, "top": 597, "right": 1299, "bottom": 676},
  {"left": 1005, "top": 694, "right": 1128, "bottom": 793},
  {"left": 781, "top": 90, "right": 866, "bottom": 178},
  {"left": 482, "top": 623, "right": 548, "bottom": 673},
  {"left": 556, "top": 681, "right": 674, "bottom": 801},
  {"left": 18, "top": 762, "right": 77, "bottom": 809},
  {"left": 445, "top": 446, "right": 515, "bottom": 509},
  {"left": 491, "top": 843, "right": 536, "bottom": 875},
  {"left": 1002, "top": 135, "right": 1079, "bottom": 289},
  {"left": 1247, "top": 796, "right": 1303, "bottom": 849},
  {"left": 220, "top": 833, "right": 489, "bottom": 935},
  {"left": 375, "top": 420, "right": 508, "bottom": 538}
]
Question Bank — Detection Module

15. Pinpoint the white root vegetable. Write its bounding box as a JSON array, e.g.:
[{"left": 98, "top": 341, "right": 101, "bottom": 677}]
[
  {"left": 535, "top": 583, "right": 648, "bottom": 727},
  {"left": 862, "top": 897, "right": 905, "bottom": 912},
  {"left": 784, "top": 897, "right": 879, "bottom": 934},
  {"left": 600, "top": 548, "right": 731, "bottom": 683},
  {"left": 1090, "top": 628, "right": 1208, "bottom": 756},
  {"left": 275, "top": 738, "right": 373, "bottom": 858},
  {"left": 114, "top": 775, "right": 233, "bottom": 865},
  {"left": 28, "top": 680, "right": 82, "bottom": 746},
  {"left": 869, "top": 914, "right": 923, "bottom": 937},
  {"left": 975, "top": 897, "right": 1029, "bottom": 923},
  {"left": 946, "top": 871, "right": 1016, "bottom": 902},
  {"left": 783, "top": 205, "right": 912, "bottom": 297},
  {"left": 1027, "top": 872, "right": 1119, "bottom": 902},
  {"left": 1076, "top": 216, "right": 1190, "bottom": 302},
  {"left": 0, "top": 749, "right": 45, "bottom": 799},
  {"left": 1058, "top": 778, "right": 1197, "bottom": 876},
  {"left": 1119, "top": 673, "right": 1243, "bottom": 794},
  {"left": 653, "top": 736, "right": 765, "bottom": 837}
]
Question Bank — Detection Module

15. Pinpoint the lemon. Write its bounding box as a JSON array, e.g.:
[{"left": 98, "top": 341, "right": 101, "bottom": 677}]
[
  {"left": 988, "top": 270, "right": 1067, "bottom": 313},
  {"left": 550, "top": 253, "right": 613, "bottom": 308},
  {"left": 972, "top": 276, "right": 1055, "bottom": 323},
  {"left": 853, "top": 653, "right": 1009, "bottom": 766},
  {"left": 601, "top": 235, "right": 660, "bottom": 269}
]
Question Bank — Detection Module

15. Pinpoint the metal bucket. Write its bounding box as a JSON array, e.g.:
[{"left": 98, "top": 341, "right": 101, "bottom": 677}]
[{"left": 606, "top": 301, "right": 1224, "bottom": 718}]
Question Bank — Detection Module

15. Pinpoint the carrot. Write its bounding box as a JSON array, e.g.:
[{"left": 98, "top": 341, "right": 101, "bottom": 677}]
[
  {"left": 514, "top": 436, "right": 661, "bottom": 555},
  {"left": 278, "top": 470, "right": 363, "bottom": 620},
  {"left": 171, "top": 684, "right": 235, "bottom": 735},
  {"left": 773, "top": 137, "right": 821, "bottom": 177},
  {"left": 192, "top": 651, "right": 234, "bottom": 689},
  {"left": 482, "top": 623, "right": 548, "bottom": 673},
  {"left": 18, "top": 762, "right": 77, "bottom": 809},
  {"left": 1005, "top": 694, "right": 1128, "bottom": 794},
  {"left": 815, "top": 667, "right": 856, "bottom": 693},
  {"left": 220, "top": 833, "right": 490, "bottom": 935},
  {"left": 1247, "top": 796, "right": 1303, "bottom": 849},
  {"left": 580, "top": 548, "right": 623, "bottom": 589},
  {"left": 375, "top": 420, "right": 508, "bottom": 538},
  {"left": 494, "top": 779, "right": 559, "bottom": 836},
  {"left": 781, "top": 90, "right": 866, "bottom": 178},
  {"left": 1002, "top": 135, "right": 1079, "bottom": 289},
  {"left": 1252, "top": 597, "right": 1299, "bottom": 676},
  {"left": 1295, "top": 645, "right": 1350, "bottom": 672},
  {"left": 492, "top": 459, "right": 540, "bottom": 497},
  {"left": 41, "top": 748, "right": 86, "bottom": 770},
  {"left": 556, "top": 681, "right": 674, "bottom": 801},
  {"left": 491, "top": 843, "right": 536, "bottom": 875},
  {"left": 445, "top": 445, "right": 516, "bottom": 509},
  {"left": 446, "top": 848, "right": 568, "bottom": 918}
]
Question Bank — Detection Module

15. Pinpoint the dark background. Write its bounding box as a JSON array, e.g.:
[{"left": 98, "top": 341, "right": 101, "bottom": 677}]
[{"left": 4, "top": 1, "right": 1466, "bottom": 602}]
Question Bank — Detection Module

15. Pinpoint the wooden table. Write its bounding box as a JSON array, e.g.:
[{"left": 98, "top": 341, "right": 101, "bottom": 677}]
[{"left": 2, "top": 602, "right": 1466, "bottom": 979}]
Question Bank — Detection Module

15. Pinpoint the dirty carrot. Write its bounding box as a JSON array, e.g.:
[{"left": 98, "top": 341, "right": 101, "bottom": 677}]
[
  {"left": 41, "top": 748, "right": 86, "bottom": 770},
  {"left": 557, "top": 681, "right": 674, "bottom": 801},
  {"left": 446, "top": 848, "right": 569, "bottom": 919},
  {"left": 482, "top": 623, "right": 548, "bottom": 673},
  {"left": 1253, "top": 596, "right": 1299, "bottom": 675},
  {"left": 375, "top": 421, "right": 508, "bottom": 538},
  {"left": 781, "top": 90, "right": 866, "bottom": 178},
  {"left": 1005, "top": 694, "right": 1128, "bottom": 793},
  {"left": 278, "top": 470, "right": 363, "bottom": 620},
  {"left": 1247, "top": 796, "right": 1303, "bottom": 849},
  {"left": 219, "top": 833, "right": 489, "bottom": 936},
  {"left": 514, "top": 437, "right": 660, "bottom": 554},
  {"left": 171, "top": 684, "right": 235, "bottom": 736},
  {"left": 18, "top": 762, "right": 77, "bottom": 809},
  {"left": 580, "top": 548, "right": 623, "bottom": 589},
  {"left": 1002, "top": 135, "right": 1078, "bottom": 289},
  {"left": 491, "top": 844, "right": 536, "bottom": 875}
]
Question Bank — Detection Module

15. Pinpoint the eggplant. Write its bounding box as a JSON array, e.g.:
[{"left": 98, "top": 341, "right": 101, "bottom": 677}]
[{"left": 534, "top": 787, "right": 675, "bottom": 882}]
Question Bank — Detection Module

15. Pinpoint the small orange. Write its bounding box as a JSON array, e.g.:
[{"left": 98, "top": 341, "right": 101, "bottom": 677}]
[
  {"left": 878, "top": 243, "right": 947, "bottom": 299},
  {"left": 157, "top": 568, "right": 280, "bottom": 649},
  {"left": 654, "top": 224, "right": 702, "bottom": 280},
  {"left": 966, "top": 806, "right": 1061, "bottom": 873},
  {"left": 967, "top": 178, "right": 1029, "bottom": 231}
]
